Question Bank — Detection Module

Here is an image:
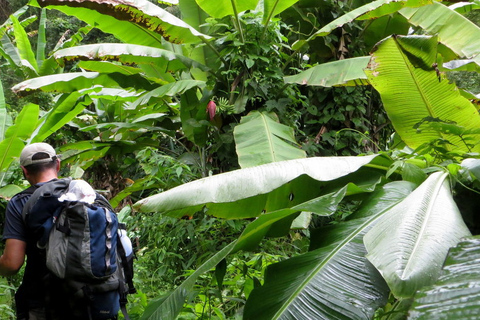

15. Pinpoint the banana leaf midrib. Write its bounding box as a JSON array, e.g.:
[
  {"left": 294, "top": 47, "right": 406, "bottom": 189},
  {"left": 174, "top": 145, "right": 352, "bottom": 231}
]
[
  {"left": 272, "top": 210, "right": 387, "bottom": 318},
  {"left": 400, "top": 171, "right": 446, "bottom": 279}
]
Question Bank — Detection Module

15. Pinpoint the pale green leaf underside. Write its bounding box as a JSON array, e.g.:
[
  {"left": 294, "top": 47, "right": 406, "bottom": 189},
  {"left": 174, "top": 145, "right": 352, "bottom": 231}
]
[
  {"left": 243, "top": 181, "right": 416, "bottom": 320},
  {"left": 133, "top": 155, "right": 379, "bottom": 214},
  {"left": 364, "top": 171, "right": 471, "bottom": 298}
]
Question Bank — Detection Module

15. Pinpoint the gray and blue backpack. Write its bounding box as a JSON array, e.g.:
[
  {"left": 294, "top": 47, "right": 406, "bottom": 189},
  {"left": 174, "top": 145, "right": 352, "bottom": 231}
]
[{"left": 22, "top": 178, "right": 136, "bottom": 320}]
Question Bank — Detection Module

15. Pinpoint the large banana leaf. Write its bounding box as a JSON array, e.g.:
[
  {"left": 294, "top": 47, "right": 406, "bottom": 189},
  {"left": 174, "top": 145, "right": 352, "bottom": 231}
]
[
  {"left": 283, "top": 56, "right": 370, "bottom": 87},
  {"left": 53, "top": 44, "right": 207, "bottom": 73},
  {"left": 243, "top": 181, "right": 416, "bottom": 320},
  {"left": 364, "top": 171, "right": 471, "bottom": 298},
  {"left": 30, "top": 91, "right": 97, "bottom": 143},
  {"left": 178, "top": 0, "right": 211, "bottom": 81},
  {"left": 11, "top": 72, "right": 155, "bottom": 95},
  {"left": 408, "top": 236, "right": 480, "bottom": 319},
  {"left": 311, "top": 0, "right": 431, "bottom": 38},
  {"left": 0, "top": 104, "right": 39, "bottom": 173},
  {"left": 30, "top": 0, "right": 209, "bottom": 47},
  {"left": 399, "top": 2, "right": 480, "bottom": 59},
  {"left": 195, "top": 0, "right": 299, "bottom": 23},
  {"left": 234, "top": 111, "right": 306, "bottom": 168},
  {"left": 365, "top": 35, "right": 480, "bottom": 153},
  {"left": 133, "top": 155, "right": 389, "bottom": 218},
  {"left": 11, "top": 15, "right": 38, "bottom": 73}
]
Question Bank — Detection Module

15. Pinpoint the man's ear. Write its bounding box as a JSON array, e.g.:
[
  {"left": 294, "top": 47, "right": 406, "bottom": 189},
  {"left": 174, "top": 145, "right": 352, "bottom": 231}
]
[{"left": 56, "top": 159, "right": 61, "bottom": 172}]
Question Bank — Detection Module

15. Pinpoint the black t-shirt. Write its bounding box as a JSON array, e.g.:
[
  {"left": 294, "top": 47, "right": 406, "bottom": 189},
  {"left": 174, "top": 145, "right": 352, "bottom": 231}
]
[{"left": 3, "top": 185, "right": 49, "bottom": 312}]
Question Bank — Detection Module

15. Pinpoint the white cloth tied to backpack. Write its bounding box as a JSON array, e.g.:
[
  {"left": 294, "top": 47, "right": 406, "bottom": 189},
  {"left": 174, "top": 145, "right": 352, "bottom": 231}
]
[{"left": 58, "top": 180, "right": 96, "bottom": 204}]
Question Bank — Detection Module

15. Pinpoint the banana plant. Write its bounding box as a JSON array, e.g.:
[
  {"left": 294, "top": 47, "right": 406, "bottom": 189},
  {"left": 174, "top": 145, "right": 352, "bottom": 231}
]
[{"left": 285, "top": 1, "right": 480, "bottom": 156}]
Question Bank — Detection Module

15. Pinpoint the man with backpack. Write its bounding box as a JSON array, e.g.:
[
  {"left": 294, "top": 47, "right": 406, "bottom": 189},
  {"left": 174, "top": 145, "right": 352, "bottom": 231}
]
[
  {"left": 0, "top": 142, "right": 61, "bottom": 320},
  {"left": 0, "top": 143, "right": 134, "bottom": 320}
]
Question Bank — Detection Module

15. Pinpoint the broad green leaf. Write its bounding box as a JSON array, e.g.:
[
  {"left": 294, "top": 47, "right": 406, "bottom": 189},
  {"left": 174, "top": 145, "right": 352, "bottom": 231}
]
[
  {"left": 140, "top": 241, "right": 237, "bottom": 320},
  {"left": 284, "top": 57, "right": 370, "bottom": 87},
  {"left": 244, "top": 181, "right": 416, "bottom": 320},
  {"left": 54, "top": 44, "right": 207, "bottom": 73},
  {"left": 30, "top": 92, "right": 95, "bottom": 143},
  {"left": 11, "top": 15, "right": 38, "bottom": 73},
  {"left": 31, "top": 0, "right": 209, "bottom": 46},
  {"left": 364, "top": 171, "right": 471, "bottom": 298},
  {"left": 234, "top": 111, "right": 306, "bottom": 168},
  {"left": 11, "top": 72, "right": 155, "bottom": 95},
  {"left": 365, "top": 35, "right": 480, "bottom": 153},
  {"left": 311, "top": 0, "right": 431, "bottom": 39},
  {"left": 408, "top": 236, "right": 480, "bottom": 319},
  {"left": 178, "top": 0, "right": 213, "bottom": 80},
  {"left": 133, "top": 154, "right": 383, "bottom": 216},
  {"left": 195, "top": 0, "right": 258, "bottom": 18},
  {"left": 0, "top": 104, "right": 39, "bottom": 173},
  {"left": 400, "top": 2, "right": 480, "bottom": 59},
  {"left": 262, "top": 0, "right": 300, "bottom": 24}
]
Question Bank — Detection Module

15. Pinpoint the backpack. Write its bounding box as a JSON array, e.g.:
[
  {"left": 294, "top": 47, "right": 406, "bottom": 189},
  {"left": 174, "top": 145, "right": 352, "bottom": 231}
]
[{"left": 22, "top": 178, "right": 136, "bottom": 320}]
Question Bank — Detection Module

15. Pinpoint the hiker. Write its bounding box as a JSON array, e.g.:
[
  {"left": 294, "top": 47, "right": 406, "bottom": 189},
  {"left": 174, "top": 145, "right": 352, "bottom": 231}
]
[{"left": 0, "top": 142, "right": 61, "bottom": 320}]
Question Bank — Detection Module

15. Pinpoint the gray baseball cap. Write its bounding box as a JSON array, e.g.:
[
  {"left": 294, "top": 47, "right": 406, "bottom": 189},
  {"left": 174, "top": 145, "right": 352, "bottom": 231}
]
[{"left": 20, "top": 143, "right": 57, "bottom": 167}]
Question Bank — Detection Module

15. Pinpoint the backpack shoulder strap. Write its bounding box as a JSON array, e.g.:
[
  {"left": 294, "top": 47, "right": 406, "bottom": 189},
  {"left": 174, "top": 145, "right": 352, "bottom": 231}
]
[{"left": 22, "top": 177, "right": 72, "bottom": 222}]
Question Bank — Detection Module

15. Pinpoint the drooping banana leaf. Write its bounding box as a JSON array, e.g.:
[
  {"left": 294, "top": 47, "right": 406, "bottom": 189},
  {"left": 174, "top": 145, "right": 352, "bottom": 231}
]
[
  {"left": 11, "top": 15, "right": 38, "bottom": 73},
  {"left": 0, "top": 103, "right": 39, "bottom": 173},
  {"left": 140, "top": 241, "right": 237, "bottom": 320},
  {"left": 364, "top": 171, "right": 471, "bottom": 298},
  {"left": 133, "top": 154, "right": 390, "bottom": 218},
  {"left": 243, "top": 181, "right": 416, "bottom": 320},
  {"left": 30, "top": 91, "right": 97, "bottom": 143},
  {"left": 11, "top": 72, "right": 155, "bottom": 95},
  {"left": 310, "top": 0, "right": 431, "bottom": 39},
  {"left": 195, "top": 0, "right": 299, "bottom": 22},
  {"left": 283, "top": 56, "right": 370, "bottom": 87},
  {"left": 54, "top": 44, "right": 207, "bottom": 73},
  {"left": 30, "top": 0, "right": 209, "bottom": 46},
  {"left": 408, "top": 236, "right": 480, "bottom": 319},
  {"left": 234, "top": 111, "right": 306, "bottom": 168},
  {"left": 179, "top": 0, "right": 218, "bottom": 80},
  {"left": 399, "top": 2, "right": 480, "bottom": 59},
  {"left": 365, "top": 35, "right": 480, "bottom": 153}
]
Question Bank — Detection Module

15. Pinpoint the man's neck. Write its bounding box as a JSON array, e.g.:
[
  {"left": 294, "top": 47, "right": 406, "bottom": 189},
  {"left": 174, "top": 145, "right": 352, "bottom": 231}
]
[{"left": 30, "top": 172, "right": 58, "bottom": 185}]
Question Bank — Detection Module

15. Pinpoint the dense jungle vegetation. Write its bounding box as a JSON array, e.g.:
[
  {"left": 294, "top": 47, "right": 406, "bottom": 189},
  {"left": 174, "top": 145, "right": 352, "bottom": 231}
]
[{"left": 2, "top": 0, "right": 480, "bottom": 319}]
